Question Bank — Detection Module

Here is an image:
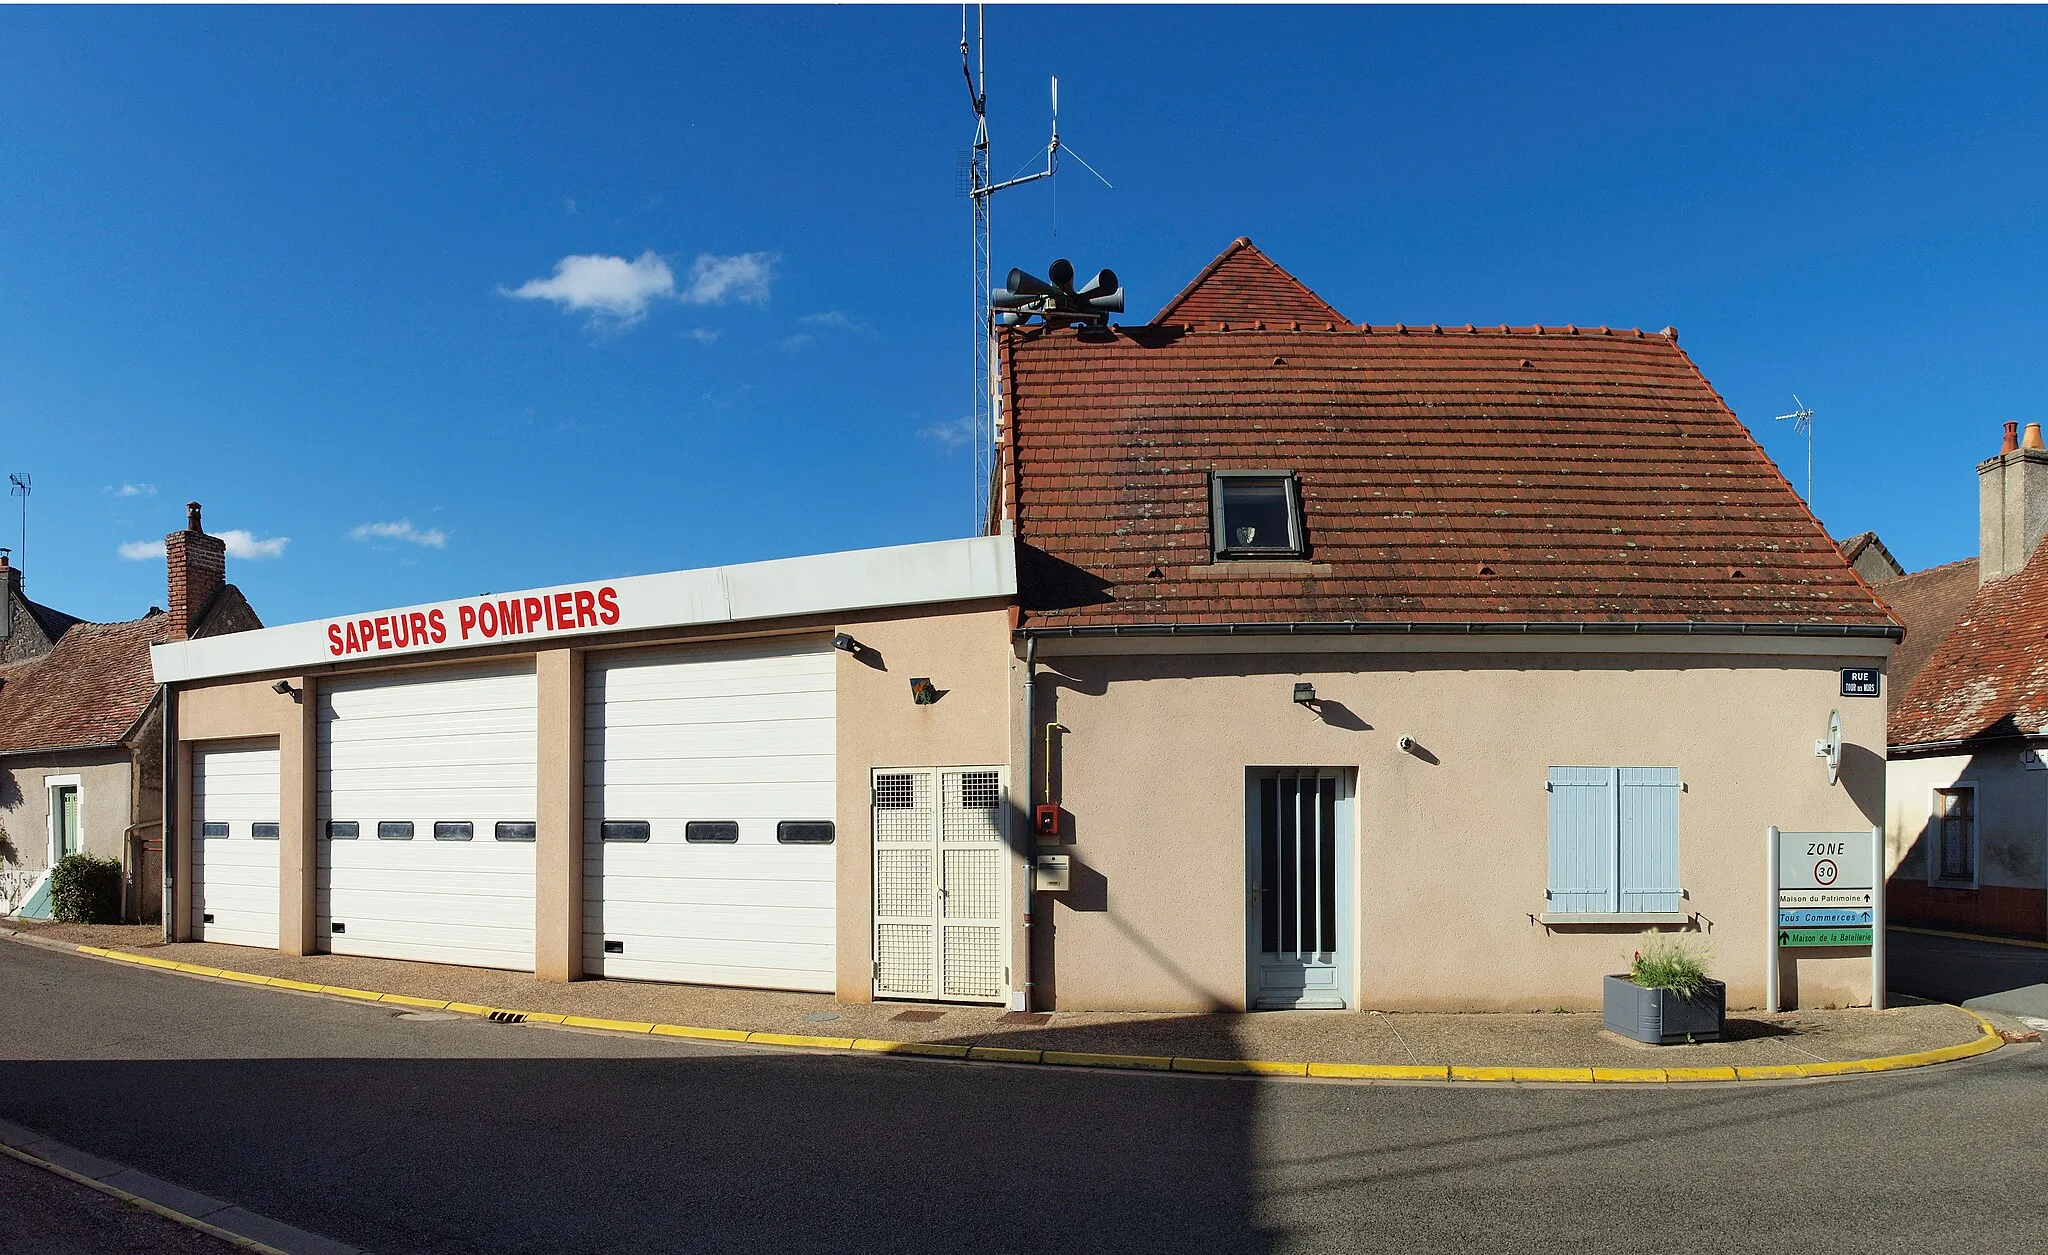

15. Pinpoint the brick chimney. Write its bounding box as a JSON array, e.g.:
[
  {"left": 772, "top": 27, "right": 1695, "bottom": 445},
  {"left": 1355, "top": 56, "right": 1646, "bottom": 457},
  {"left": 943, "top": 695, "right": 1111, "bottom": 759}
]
[
  {"left": 1979, "top": 423, "right": 2048, "bottom": 584},
  {"left": 165, "top": 501, "right": 227, "bottom": 641}
]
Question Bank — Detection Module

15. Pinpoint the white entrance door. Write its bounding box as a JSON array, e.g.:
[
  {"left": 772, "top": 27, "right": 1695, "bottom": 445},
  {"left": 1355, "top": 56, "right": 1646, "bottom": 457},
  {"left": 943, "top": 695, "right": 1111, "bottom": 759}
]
[
  {"left": 583, "top": 640, "right": 837, "bottom": 991},
  {"left": 317, "top": 665, "right": 538, "bottom": 970},
  {"left": 871, "top": 767, "right": 1009, "bottom": 1004},
  {"left": 1247, "top": 769, "right": 1354, "bottom": 1010},
  {"left": 191, "top": 742, "right": 281, "bottom": 948}
]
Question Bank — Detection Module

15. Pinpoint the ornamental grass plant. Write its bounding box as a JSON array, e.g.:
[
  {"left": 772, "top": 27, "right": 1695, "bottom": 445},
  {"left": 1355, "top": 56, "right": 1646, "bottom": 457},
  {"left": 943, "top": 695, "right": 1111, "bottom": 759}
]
[{"left": 1628, "top": 937, "right": 1713, "bottom": 1000}]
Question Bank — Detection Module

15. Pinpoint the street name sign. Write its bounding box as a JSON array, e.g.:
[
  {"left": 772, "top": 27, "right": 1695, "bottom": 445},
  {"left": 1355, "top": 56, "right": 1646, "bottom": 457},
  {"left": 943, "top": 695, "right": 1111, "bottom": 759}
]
[{"left": 1840, "top": 668, "right": 1881, "bottom": 698}]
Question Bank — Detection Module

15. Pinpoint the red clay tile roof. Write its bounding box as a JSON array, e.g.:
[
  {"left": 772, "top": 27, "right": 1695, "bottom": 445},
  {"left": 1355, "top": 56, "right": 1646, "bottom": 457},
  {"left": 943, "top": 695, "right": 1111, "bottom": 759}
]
[
  {"left": 1003, "top": 318, "right": 1898, "bottom": 630},
  {"left": 1891, "top": 547, "right": 2048, "bottom": 745},
  {"left": 1152, "top": 238, "right": 1347, "bottom": 328},
  {"left": 1874, "top": 557, "right": 1976, "bottom": 724},
  {"left": 0, "top": 612, "right": 167, "bottom": 754}
]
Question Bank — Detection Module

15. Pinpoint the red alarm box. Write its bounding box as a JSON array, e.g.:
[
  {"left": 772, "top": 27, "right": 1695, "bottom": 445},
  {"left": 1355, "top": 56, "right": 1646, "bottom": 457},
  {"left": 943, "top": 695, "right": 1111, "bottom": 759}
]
[{"left": 1034, "top": 804, "right": 1061, "bottom": 837}]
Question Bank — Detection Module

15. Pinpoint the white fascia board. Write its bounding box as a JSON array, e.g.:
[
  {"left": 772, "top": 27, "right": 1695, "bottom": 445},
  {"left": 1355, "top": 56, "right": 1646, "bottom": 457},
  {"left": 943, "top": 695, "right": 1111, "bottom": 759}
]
[{"left": 152, "top": 536, "right": 1014, "bottom": 685}]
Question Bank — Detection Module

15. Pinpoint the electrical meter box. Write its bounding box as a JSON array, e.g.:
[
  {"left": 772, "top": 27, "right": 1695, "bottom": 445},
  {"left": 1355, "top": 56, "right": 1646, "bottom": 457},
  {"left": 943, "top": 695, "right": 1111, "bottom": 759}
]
[{"left": 1033, "top": 854, "right": 1071, "bottom": 892}]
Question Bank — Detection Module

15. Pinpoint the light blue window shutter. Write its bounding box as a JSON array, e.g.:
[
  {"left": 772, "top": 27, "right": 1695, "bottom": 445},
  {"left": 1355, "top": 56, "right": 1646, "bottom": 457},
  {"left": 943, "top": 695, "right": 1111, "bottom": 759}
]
[
  {"left": 1618, "top": 767, "right": 1681, "bottom": 912},
  {"left": 1547, "top": 767, "right": 1617, "bottom": 913}
]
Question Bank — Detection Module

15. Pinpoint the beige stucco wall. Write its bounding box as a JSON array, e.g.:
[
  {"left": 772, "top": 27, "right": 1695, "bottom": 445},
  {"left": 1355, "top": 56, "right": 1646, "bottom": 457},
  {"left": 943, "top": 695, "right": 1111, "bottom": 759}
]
[
  {"left": 833, "top": 603, "right": 1016, "bottom": 1000},
  {"left": 1033, "top": 648, "right": 1887, "bottom": 1013},
  {"left": 1887, "top": 746, "right": 2047, "bottom": 939},
  {"left": 171, "top": 675, "right": 312, "bottom": 948},
  {"left": 0, "top": 752, "right": 132, "bottom": 884}
]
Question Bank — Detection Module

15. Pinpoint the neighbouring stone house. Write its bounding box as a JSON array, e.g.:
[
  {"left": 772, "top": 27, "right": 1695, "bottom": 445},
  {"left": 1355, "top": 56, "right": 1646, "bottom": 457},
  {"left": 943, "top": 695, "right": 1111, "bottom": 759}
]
[{"left": 0, "top": 503, "right": 260, "bottom": 919}]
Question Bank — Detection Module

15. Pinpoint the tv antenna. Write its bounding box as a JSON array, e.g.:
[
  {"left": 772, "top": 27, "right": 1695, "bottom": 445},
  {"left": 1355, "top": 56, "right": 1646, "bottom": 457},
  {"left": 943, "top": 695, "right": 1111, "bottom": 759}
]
[
  {"left": 1775, "top": 395, "right": 1815, "bottom": 509},
  {"left": 962, "top": 4, "right": 1112, "bottom": 533},
  {"left": 6, "top": 474, "right": 26, "bottom": 571}
]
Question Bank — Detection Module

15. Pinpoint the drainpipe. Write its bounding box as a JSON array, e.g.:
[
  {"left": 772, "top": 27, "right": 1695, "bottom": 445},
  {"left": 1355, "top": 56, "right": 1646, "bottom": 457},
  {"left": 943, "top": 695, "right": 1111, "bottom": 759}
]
[
  {"left": 161, "top": 683, "right": 176, "bottom": 944},
  {"left": 1015, "top": 635, "right": 1037, "bottom": 1012}
]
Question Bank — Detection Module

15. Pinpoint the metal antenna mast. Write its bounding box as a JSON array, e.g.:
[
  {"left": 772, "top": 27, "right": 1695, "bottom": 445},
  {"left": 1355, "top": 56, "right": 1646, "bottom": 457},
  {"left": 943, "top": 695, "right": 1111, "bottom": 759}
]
[
  {"left": 1774, "top": 395, "right": 1816, "bottom": 509},
  {"left": 6, "top": 474, "right": 27, "bottom": 571},
  {"left": 963, "top": 4, "right": 1111, "bottom": 533}
]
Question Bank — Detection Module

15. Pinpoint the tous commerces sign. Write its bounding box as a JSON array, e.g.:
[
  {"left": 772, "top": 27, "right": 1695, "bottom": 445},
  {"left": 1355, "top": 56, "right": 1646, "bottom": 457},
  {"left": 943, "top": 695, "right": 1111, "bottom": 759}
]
[{"left": 325, "top": 585, "right": 621, "bottom": 658}]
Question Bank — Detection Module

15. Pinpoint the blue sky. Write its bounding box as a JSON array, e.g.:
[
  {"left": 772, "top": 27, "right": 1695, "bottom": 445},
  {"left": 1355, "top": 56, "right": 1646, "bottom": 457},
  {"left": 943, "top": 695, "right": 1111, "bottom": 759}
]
[{"left": 3, "top": 5, "right": 2044, "bottom": 624}]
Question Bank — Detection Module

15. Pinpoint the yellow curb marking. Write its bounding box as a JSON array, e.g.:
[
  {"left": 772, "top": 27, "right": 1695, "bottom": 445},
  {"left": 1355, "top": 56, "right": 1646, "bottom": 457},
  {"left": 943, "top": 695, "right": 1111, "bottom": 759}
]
[
  {"left": 1042, "top": 1050, "right": 1175, "bottom": 1071},
  {"left": 966, "top": 1046, "right": 1044, "bottom": 1064},
  {"left": 560, "top": 1015, "right": 655, "bottom": 1034},
  {"left": 655, "top": 1023, "right": 752, "bottom": 1042},
  {"left": 1173, "top": 1058, "right": 1308, "bottom": 1076},
  {"left": 319, "top": 985, "right": 386, "bottom": 1002},
  {"left": 746, "top": 1031, "right": 856, "bottom": 1050},
  {"left": 49, "top": 941, "right": 2008, "bottom": 1086},
  {"left": 1663, "top": 1066, "right": 1740, "bottom": 1082},
  {"left": 1306, "top": 1063, "right": 1450, "bottom": 1081},
  {"left": 1591, "top": 1067, "right": 1669, "bottom": 1083},
  {"left": 851, "top": 1039, "right": 971, "bottom": 1058}
]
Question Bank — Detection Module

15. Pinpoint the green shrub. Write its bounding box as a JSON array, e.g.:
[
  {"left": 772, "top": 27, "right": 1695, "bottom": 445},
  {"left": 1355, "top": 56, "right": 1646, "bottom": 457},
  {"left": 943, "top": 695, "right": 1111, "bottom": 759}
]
[
  {"left": 1628, "top": 937, "right": 1713, "bottom": 999},
  {"left": 49, "top": 853, "right": 123, "bottom": 924}
]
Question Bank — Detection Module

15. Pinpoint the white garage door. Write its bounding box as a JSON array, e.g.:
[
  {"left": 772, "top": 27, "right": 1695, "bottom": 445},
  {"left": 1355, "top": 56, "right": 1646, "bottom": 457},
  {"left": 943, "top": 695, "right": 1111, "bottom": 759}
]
[
  {"left": 191, "top": 742, "right": 281, "bottom": 948},
  {"left": 317, "top": 665, "right": 538, "bottom": 971},
  {"left": 584, "top": 639, "right": 836, "bottom": 991}
]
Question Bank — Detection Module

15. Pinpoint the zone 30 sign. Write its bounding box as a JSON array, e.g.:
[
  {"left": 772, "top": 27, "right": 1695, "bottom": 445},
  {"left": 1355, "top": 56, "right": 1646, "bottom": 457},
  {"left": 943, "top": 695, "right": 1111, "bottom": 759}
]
[{"left": 325, "top": 585, "right": 622, "bottom": 658}]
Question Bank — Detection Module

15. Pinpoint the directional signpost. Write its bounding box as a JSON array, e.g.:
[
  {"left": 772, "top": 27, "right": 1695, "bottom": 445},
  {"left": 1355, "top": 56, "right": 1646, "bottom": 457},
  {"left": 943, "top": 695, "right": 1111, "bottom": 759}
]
[{"left": 1767, "top": 826, "right": 1884, "bottom": 1011}]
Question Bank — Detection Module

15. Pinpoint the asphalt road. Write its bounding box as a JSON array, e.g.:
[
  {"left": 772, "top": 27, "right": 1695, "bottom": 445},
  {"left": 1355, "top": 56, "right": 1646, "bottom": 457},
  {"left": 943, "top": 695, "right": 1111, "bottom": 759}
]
[
  {"left": 1888, "top": 926, "right": 2048, "bottom": 1021},
  {"left": 2, "top": 940, "right": 2043, "bottom": 1255}
]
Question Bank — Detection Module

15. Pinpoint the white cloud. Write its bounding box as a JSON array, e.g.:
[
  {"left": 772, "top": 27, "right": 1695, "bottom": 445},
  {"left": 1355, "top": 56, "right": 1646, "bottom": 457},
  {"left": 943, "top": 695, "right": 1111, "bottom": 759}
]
[
  {"left": 504, "top": 249, "right": 776, "bottom": 325},
  {"left": 776, "top": 333, "right": 818, "bottom": 352},
  {"left": 219, "top": 530, "right": 289, "bottom": 559},
  {"left": 799, "top": 309, "right": 870, "bottom": 333},
  {"left": 681, "top": 252, "right": 776, "bottom": 306},
  {"left": 918, "top": 416, "right": 978, "bottom": 450},
  {"left": 105, "top": 482, "right": 158, "bottom": 498},
  {"left": 505, "top": 251, "right": 676, "bottom": 323},
  {"left": 118, "top": 529, "right": 289, "bottom": 561},
  {"left": 684, "top": 327, "right": 723, "bottom": 344},
  {"left": 349, "top": 520, "right": 447, "bottom": 549}
]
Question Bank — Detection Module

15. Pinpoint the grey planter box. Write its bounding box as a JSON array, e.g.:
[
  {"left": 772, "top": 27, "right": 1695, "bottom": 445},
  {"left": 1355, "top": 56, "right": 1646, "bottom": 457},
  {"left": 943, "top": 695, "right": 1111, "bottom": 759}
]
[{"left": 1603, "top": 975, "right": 1726, "bottom": 1045}]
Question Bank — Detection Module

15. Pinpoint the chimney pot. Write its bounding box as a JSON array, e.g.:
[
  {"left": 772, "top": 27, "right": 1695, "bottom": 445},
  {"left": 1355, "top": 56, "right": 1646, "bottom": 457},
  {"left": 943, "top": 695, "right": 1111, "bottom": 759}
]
[
  {"left": 186, "top": 501, "right": 203, "bottom": 532},
  {"left": 2025, "top": 423, "right": 2045, "bottom": 452},
  {"left": 2002, "top": 421, "right": 2020, "bottom": 454}
]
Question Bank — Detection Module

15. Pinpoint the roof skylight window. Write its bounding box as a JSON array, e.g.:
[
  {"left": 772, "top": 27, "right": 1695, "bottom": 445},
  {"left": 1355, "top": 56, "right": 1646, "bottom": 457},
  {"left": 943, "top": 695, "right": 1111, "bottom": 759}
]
[{"left": 1210, "top": 472, "right": 1305, "bottom": 559}]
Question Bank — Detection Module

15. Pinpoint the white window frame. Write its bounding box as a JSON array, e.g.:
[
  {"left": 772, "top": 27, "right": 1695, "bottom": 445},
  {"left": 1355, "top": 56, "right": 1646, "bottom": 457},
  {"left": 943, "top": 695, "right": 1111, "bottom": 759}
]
[
  {"left": 44, "top": 774, "right": 83, "bottom": 864},
  {"left": 1927, "top": 781, "right": 1979, "bottom": 889}
]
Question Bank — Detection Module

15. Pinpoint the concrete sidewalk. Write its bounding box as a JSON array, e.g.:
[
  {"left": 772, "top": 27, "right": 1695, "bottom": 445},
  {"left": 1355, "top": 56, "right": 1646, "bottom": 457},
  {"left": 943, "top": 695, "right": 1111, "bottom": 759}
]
[{"left": 6, "top": 921, "right": 1996, "bottom": 1078}]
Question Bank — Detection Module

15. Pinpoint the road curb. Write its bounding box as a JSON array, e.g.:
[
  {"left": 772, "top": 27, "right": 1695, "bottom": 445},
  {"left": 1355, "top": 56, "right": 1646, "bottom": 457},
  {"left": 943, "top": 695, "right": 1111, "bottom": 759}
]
[
  {"left": 0, "top": 1131, "right": 356, "bottom": 1255},
  {"left": 42, "top": 938, "right": 2013, "bottom": 1085}
]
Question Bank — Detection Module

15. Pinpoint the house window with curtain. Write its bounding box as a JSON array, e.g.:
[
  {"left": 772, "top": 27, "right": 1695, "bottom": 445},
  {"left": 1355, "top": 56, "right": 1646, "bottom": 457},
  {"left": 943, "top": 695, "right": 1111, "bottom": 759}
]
[
  {"left": 1932, "top": 786, "right": 1975, "bottom": 884},
  {"left": 1545, "top": 767, "right": 1682, "bottom": 916}
]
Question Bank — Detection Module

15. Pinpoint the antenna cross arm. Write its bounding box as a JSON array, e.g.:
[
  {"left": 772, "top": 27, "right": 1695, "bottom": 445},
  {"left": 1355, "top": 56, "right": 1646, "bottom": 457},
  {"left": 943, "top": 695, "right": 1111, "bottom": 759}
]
[{"left": 981, "top": 168, "right": 1055, "bottom": 196}]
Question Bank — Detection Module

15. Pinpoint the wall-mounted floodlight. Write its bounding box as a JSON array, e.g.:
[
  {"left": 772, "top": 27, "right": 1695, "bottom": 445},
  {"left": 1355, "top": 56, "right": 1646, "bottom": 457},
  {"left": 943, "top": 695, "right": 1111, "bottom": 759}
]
[
  {"left": 1292, "top": 682, "right": 1317, "bottom": 706},
  {"left": 832, "top": 633, "right": 862, "bottom": 653},
  {"left": 271, "top": 680, "right": 301, "bottom": 702}
]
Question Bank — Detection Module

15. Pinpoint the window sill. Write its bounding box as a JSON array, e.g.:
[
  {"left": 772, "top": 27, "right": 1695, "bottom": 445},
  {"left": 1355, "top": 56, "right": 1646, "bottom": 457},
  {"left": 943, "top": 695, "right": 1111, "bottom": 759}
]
[
  {"left": 1537, "top": 912, "right": 1693, "bottom": 927},
  {"left": 1188, "top": 560, "right": 1333, "bottom": 578}
]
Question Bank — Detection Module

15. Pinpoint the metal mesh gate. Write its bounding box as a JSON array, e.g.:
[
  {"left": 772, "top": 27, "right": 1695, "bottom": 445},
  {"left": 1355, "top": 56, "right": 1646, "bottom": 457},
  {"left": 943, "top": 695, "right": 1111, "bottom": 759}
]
[{"left": 871, "top": 767, "right": 1008, "bottom": 1002}]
